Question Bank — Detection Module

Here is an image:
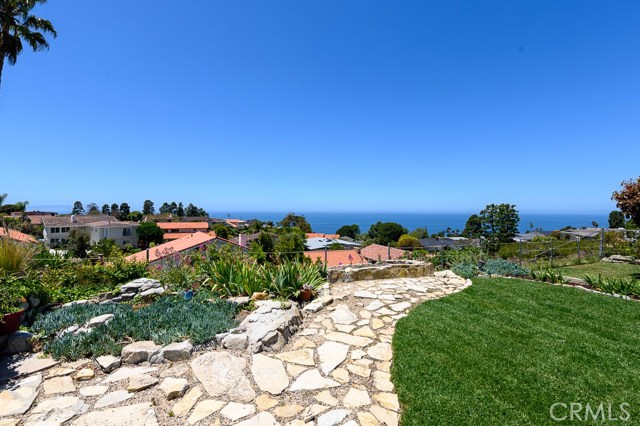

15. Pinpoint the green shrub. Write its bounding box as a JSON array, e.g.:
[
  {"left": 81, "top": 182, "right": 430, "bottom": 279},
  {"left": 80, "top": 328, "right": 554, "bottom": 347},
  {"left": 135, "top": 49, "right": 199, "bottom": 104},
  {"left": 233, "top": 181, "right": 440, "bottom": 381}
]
[
  {"left": 529, "top": 268, "right": 566, "bottom": 284},
  {"left": 583, "top": 274, "right": 640, "bottom": 297},
  {"left": 0, "top": 233, "right": 39, "bottom": 277},
  {"left": 430, "top": 247, "right": 483, "bottom": 270},
  {"left": 481, "top": 259, "right": 529, "bottom": 277},
  {"left": 452, "top": 263, "right": 479, "bottom": 279}
]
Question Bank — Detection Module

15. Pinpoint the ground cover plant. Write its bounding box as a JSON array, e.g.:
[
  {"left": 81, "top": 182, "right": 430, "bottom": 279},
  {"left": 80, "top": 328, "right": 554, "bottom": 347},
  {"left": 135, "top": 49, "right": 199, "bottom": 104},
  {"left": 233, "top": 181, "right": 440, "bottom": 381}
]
[
  {"left": 393, "top": 277, "right": 640, "bottom": 425},
  {"left": 555, "top": 261, "right": 640, "bottom": 281},
  {"left": 31, "top": 291, "right": 237, "bottom": 360}
]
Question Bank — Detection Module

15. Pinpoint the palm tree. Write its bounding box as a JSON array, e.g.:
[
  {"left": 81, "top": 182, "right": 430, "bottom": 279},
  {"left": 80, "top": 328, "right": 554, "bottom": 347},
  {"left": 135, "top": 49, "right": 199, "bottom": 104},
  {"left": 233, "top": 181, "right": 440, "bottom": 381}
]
[{"left": 0, "top": 0, "right": 56, "bottom": 89}]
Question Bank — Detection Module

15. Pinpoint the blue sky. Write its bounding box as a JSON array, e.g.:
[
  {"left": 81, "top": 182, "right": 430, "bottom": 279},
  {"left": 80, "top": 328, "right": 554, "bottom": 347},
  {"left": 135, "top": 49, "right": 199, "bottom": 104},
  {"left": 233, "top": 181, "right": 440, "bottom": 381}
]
[{"left": 1, "top": 0, "right": 638, "bottom": 214}]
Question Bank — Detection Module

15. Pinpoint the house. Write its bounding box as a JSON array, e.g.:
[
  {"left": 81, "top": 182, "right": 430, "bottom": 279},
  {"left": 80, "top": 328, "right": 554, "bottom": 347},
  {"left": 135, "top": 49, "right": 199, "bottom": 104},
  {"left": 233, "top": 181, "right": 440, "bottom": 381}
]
[
  {"left": 304, "top": 249, "right": 366, "bottom": 267},
  {"left": 513, "top": 231, "right": 549, "bottom": 242},
  {"left": 125, "top": 232, "right": 241, "bottom": 266},
  {"left": 231, "top": 232, "right": 262, "bottom": 248},
  {"left": 306, "top": 233, "right": 340, "bottom": 239},
  {"left": 420, "top": 237, "right": 472, "bottom": 251},
  {"left": 157, "top": 222, "right": 210, "bottom": 241},
  {"left": 225, "top": 219, "right": 248, "bottom": 228},
  {"left": 11, "top": 211, "right": 57, "bottom": 218},
  {"left": 360, "top": 244, "right": 407, "bottom": 262},
  {"left": 305, "top": 237, "right": 361, "bottom": 251},
  {"left": 559, "top": 228, "right": 602, "bottom": 240},
  {"left": 41, "top": 214, "right": 117, "bottom": 247},
  {"left": 0, "top": 228, "right": 38, "bottom": 244},
  {"left": 89, "top": 221, "right": 139, "bottom": 247}
]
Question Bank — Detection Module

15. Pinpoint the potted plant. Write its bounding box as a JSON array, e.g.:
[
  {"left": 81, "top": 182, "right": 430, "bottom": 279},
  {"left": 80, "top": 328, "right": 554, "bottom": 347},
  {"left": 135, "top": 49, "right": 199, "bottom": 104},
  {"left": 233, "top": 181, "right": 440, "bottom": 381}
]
[
  {"left": 298, "top": 284, "right": 315, "bottom": 302},
  {"left": 0, "top": 294, "right": 27, "bottom": 335}
]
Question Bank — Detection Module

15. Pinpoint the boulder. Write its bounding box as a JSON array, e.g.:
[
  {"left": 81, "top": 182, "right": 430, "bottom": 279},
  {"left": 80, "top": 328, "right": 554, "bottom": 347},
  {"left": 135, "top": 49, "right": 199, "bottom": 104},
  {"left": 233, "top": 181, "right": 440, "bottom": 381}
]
[
  {"left": 121, "top": 341, "right": 162, "bottom": 364},
  {"left": 162, "top": 341, "right": 193, "bottom": 361},
  {"left": 0, "top": 331, "right": 32, "bottom": 355},
  {"left": 95, "top": 355, "right": 121, "bottom": 373},
  {"left": 238, "top": 301, "right": 303, "bottom": 353}
]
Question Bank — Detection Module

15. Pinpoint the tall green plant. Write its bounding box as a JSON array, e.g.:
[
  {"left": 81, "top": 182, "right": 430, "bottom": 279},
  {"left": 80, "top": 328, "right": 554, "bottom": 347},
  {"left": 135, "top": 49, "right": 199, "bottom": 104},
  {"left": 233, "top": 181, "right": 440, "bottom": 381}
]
[{"left": 0, "top": 231, "right": 39, "bottom": 276}]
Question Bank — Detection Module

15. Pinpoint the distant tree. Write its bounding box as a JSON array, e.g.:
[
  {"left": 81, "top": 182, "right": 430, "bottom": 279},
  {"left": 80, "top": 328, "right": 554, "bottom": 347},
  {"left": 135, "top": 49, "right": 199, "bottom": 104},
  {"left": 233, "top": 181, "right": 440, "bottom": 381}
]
[
  {"left": 608, "top": 211, "right": 625, "bottom": 228},
  {"left": 368, "top": 221, "right": 407, "bottom": 246},
  {"left": 177, "top": 202, "right": 185, "bottom": 217},
  {"left": 274, "top": 232, "right": 305, "bottom": 261},
  {"left": 280, "top": 213, "right": 312, "bottom": 233},
  {"left": 185, "top": 203, "right": 197, "bottom": 217},
  {"left": 71, "top": 201, "right": 84, "bottom": 215},
  {"left": 142, "top": 200, "right": 155, "bottom": 215},
  {"left": 591, "top": 221, "right": 599, "bottom": 229},
  {"left": 336, "top": 224, "right": 360, "bottom": 239},
  {"left": 86, "top": 203, "right": 99, "bottom": 214},
  {"left": 397, "top": 234, "right": 422, "bottom": 248},
  {"left": 479, "top": 203, "right": 520, "bottom": 252},
  {"left": 462, "top": 214, "right": 483, "bottom": 238},
  {"left": 68, "top": 229, "right": 91, "bottom": 258},
  {"left": 119, "top": 203, "right": 130, "bottom": 221},
  {"left": 212, "top": 224, "right": 229, "bottom": 239},
  {"left": 256, "top": 231, "right": 275, "bottom": 258},
  {"left": 13, "top": 200, "right": 28, "bottom": 212},
  {"left": 110, "top": 203, "right": 119, "bottom": 217},
  {"left": 612, "top": 177, "right": 640, "bottom": 227},
  {"left": 0, "top": 193, "right": 6, "bottom": 207},
  {"left": 137, "top": 222, "right": 164, "bottom": 249},
  {"left": 169, "top": 202, "right": 178, "bottom": 214},
  {"left": 92, "top": 238, "right": 119, "bottom": 258},
  {"left": 128, "top": 211, "right": 143, "bottom": 222},
  {"left": 101, "top": 204, "right": 110, "bottom": 215},
  {"left": 409, "top": 227, "right": 429, "bottom": 240},
  {"left": 159, "top": 202, "right": 171, "bottom": 214},
  {"left": 0, "top": 0, "right": 57, "bottom": 89}
]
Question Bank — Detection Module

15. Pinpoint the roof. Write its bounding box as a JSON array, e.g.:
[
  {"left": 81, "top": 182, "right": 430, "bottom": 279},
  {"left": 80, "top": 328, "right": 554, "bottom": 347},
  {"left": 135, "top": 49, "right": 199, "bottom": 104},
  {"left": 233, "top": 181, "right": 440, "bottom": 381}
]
[
  {"left": 42, "top": 215, "right": 117, "bottom": 226},
  {"left": 559, "top": 228, "right": 602, "bottom": 238},
  {"left": 0, "top": 228, "right": 38, "bottom": 243},
  {"left": 304, "top": 249, "right": 367, "bottom": 267},
  {"left": 231, "top": 232, "right": 262, "bottom": 247},
  {"left": 360, "top": 244, "right": 407, "bottom": 261},
  {"left": 157, "top": 222, "right": 209, "bottom": 230},
  {"left": 305, "top": 237, "right": 361, "bottom": 251},
  {"left": 125, "top": 232, "right": 217, "bottom": 263},
  {"left": 306, "top": 233, "right": 340, "bottom": 239},
  {"left": 90, "top": 221, "right": 138, "bottom": 229},
  {"left": 420, "top": 237, "right": 470, "bottom": 249}
]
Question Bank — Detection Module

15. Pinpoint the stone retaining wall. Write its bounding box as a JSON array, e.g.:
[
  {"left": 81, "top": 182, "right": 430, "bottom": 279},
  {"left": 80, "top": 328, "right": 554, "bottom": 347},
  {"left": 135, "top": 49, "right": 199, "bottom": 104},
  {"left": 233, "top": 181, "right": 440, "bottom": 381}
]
[{"left": 327, "top": 260, "right": 434, "bottom": 283}]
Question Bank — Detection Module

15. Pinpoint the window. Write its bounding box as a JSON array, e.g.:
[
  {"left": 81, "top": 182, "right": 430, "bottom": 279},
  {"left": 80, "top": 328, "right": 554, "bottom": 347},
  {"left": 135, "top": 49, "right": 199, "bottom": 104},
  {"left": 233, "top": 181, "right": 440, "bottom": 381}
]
[
  {"left": 51, "top": 227, "right": 59, "bottom": 233},
  {"left": 123, "top": 228, "right": 132, "bottom": 236},
  {"left": 122, "top": 240, "right": 130, "bottom": 246}
]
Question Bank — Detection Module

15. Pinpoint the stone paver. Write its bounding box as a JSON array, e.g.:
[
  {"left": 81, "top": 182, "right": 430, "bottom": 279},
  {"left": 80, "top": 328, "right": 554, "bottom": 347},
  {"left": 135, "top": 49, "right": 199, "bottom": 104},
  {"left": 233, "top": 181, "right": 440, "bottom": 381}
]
[{"left": 3, "top": 273, "right": 469, "bottom": 425}]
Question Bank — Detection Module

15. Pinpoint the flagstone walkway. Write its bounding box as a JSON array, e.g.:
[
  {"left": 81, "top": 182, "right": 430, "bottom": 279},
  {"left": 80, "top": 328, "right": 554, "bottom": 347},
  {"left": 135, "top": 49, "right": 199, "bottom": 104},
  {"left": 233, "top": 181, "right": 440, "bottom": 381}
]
[{"left": 0, "top": 271, "right": 470, "bottom": 426}]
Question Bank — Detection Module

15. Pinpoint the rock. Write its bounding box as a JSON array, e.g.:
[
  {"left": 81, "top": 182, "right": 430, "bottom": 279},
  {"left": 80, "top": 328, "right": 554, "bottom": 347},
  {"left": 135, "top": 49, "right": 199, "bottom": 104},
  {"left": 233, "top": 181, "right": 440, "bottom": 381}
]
[
  {"left": 74, "top": 368, "right": 95, "bottom": 381},
  {"left": 140, "top": 287, "right": 165, "bottom": 298},
  {"left": 127, "top": 374, "right": 159, "bottom": 392},
  {"left": 354, "top": 290, "right": 378, "bottom": 299},
  {"left": 62, "top": 299, "right": 91, "bottom": 308},
  {"left": 365, "top": 300, "right": 385, "bottom": 311},
  {"left": 121, "top": 341, "right": 161, "bottom": 364},
  {"left": 286, "top": 363, "right": 307, "bottom": 377},
  {"left": 121, "top": 278, "right": 162, "bottom": 293},
  {"left": 329, "top": 305, "right": 358, "bottom": 325},
  {"left": 0, "top": 419, "right": 19, "bottom": 426},
  {"left": 370, "top": 405, "right": 399, "bottom": 426},
  {"left": 230, "top": 296, "right": 251, "bottom": 307},
  {"left": 373, "top": 392, "right": 400, "bottom": 411},
  {"left": 26, "top": 396, "right": 88, "bottom": 426},
  {"left": 94, "top": 390, "right": 133, "bottom": 408},
  {"left": 331, "top": 368, "right": 350, "bottom": 383},
  {"left": 289, "top": 369, "right": 340, "bottom": 392},
  {"left": 46, "top": 367, "right": 75, "bottom": 378},
  {"left": 301, "top": 404, "right": 330, "bottom": 421},
  {"left": 43, "top": 376, "right": 76, "bottom": 395},
  {"left": 317, "top": 409, "right": 350, "bottom": 426},
  {"left": 371, "top": 318, "right": 385, "bottom": 329},
  {"left": 251, "top": 291, "right": 269, "bottom": 300},
  {"left": 353, "top": 326, "right": 377, "bottom": 338},
  {"left": 220, "top": 402, "right": 256, "bottom": 421},
  {"left": 159, "top": 363, "right": 190, "bottom": 378},
  {"left": 389, "top": 301, "right": 411, "bottom": 312},
  {"left": 235, "top": 412, "right": 278, "bottom": 426},
  {"left": 162, "top": 340, "right": 193, "bottom": 361},
  {"left": 191, "top": 352, "right": 256, "bottom": 402},
  {"left": 357, "top": 412, "right": 381, "bottom": 426},
  {"left": 160, "top": 377, "right": 189, "bottom": 400},
  {"left": 256, "top": 394, "right": 279, "bottom": 411},
  {"left": 275, "top": 349, "right": 315, "bottom": 366},
  {"left": 317, "top": 341, "right": 349, "bottom": 374},
  {"left": 187, "top": 400, "right": 225, "bottom": 424},
  {"left": 222, "top": 333, "right": 248, "bottom": 350},
  {"left": 367, "top": 342, "right": 392, "bottom": 361},
  {"left": 346, "top": 364, "right": 371, "bottom": 378},
  {"left": 95, "top": 355, "right": 121, "bottom": 373},
  {"left": 0, "top": 331, "right": 32, "bottom": 355},
  {"left": 325, "top": 331, "right": 373, "bottom": 347},
  {"left": 101, "top": 366, "right": 157, "bottom": 384},
  {"left": 314, "top": 390, "right": 338, "bottom": 406},
  {"left": 71, "top": 402, "right": 159, "bottom": 426},
  {"left": 343, "top": 387, "right": 371, "bottom": 408},
  {"left": 86, "top": 314, "right": 114, "bottom": 328},
  {"left": 172, "top": 386, "right": 203, "bottom": 417},
  {"left": 251, "top": 354, "right": 289, "bottom": 395},
  {"left": 79, "top": 385, "right": 108, "bottom": 397},
  {"left": 239, "top": 302, "right": 303, "bottom": 353},
  {"left": 303, "top": 300, "right": 324, "bottom": 313},
  {"left": 372, "top": 371, "right": 394, "bottom": 392},
  {"left": 274, "top": 404, "right": 304, "bottom": 418},
  {"left": 0, "top": 373, "right": 42, "bottom": 416}
]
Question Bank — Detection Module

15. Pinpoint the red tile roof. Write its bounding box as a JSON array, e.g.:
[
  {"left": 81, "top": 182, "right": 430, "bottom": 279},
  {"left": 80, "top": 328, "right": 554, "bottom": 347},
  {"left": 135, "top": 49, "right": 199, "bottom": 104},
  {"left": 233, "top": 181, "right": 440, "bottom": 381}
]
[
  {"left": 360, "top": 244, "right": 407, "bottom": 262},
  {"left": 157, "top": 222, "right": 209, "bottom": 231},
  {"left": 125, "top": 232, "right": 216, "bottom": 263},
  {"left": 306, "top": 233, "right": 340, "bottom": 239},
  {"left": 304, "top": 249, "right": 367, "bottom": 268},
  {"left": 0, "top": 228, "right": 38, "bottom": 243}
]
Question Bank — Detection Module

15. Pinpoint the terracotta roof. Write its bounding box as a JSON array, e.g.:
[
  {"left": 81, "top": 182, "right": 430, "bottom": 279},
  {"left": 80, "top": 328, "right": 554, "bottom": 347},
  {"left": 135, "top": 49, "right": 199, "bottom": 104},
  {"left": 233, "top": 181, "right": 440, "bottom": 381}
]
[
  {"left": 0, "top": 228, "right": 38, "bottom": 243},
  {"left": 360, "top": 244, "right": 407, "bottom": 262},
  {"left": 42, "top": 215, "right": 117, "bottom": 226},
  {"left": 125, "top": 232, "right": 217, "bottom": 263},
  {"left": 303, "top": 249, "right": 367, "bottom": 268},
  {"left": 162, "top": 233, "right": 193, "bottom": 240},
  {"left": 306, "top": 233, "right": 340, "bottom": 239},
  {"left": 157, "top": 222, "right": 209, "bottom": 230}
]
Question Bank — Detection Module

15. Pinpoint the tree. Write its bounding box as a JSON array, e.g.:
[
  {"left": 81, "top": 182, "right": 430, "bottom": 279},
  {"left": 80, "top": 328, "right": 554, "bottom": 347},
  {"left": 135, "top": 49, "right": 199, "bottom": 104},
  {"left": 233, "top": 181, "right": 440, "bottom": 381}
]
[
  {"left": 211, "top": 223, "right": 229, "bottom": 239},
  {"left": 169, "top": 202, "right": 178, "bottom": 214},
  {"left": 128, "top": 211, "right": 143, "bottom": 222},
  {"left": 397, "top": 234, "right": 422, "bottom": 248},
  {"left": 279, "top": 213, "right": 312, "bottom": 233},
  {"left": 591, "top": 221, "right": 599, "bottom": 229},
  {"left": 368, "top": 221, "right": 407, "bottom": 246},
  {"left": 86, "top": 203, "right": 99, "bottom": 214},
  {"left": 71, "top": 201, "right": 84, "bottom": 215},
  {"left": 68, "top": 228, "right": 90, "bottom": 258},
  {"left": 608, "top": 211, "right": 625, "bottom": 228},
  {"left": 142, "top": 200, "right": 155, "bottom": 215},
  {"left": 409, "top": 227, "right": 429, "bottom": 240},
  {"left": 176, "top": 202, "right": 185, "bottom": 217},
  {"left": 110, "top": 203, "right": 119, "bottom": 218},
  {"left": 462, "top": 214, "right": 483, "bottom": 238},
  {"left": 101, "top": 204, "right": 110, "bottom": 215},
  {"left": 612, "top": 178, "right": 640, "bottom": 227},
  {"left": 0, "top": 193, "right": 6, "bottom": 206},
  {"left": 119, "top": 203, "right": 130, "bottom": 221},
  {"left": 136, "top": 222, "right": 164, "bottom": 249},
  {"left": 274, "top": 232, "right": 305, "bottom": 261},
  {"left": 336, "top": 224, "right": 360, "bottom": 239},
  {"left": 92, "top": 238, "right": 119, "bottom": 258},
  {"left": 478, "top": 203, "right": 520, "bottom": 252},
  {"left": 159, "top": 202, "right": 171, "bottom": 214},
  {"left": 0, "top": 0, "right": 57, "bottom": 89}
]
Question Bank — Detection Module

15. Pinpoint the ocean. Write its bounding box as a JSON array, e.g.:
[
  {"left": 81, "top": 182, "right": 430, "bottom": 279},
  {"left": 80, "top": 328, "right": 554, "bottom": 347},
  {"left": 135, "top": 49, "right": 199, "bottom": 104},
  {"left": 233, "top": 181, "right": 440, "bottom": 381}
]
[{"left": 208, "top": 212, "right": 610, "bottom": 235}]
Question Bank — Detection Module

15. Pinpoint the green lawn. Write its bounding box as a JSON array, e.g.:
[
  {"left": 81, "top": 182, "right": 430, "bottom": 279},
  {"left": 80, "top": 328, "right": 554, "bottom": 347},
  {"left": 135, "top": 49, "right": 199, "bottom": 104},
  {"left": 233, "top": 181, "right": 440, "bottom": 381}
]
[
  {"left": 555, "top": 261, "right": 640, "bottom": 280},
  {"left": 392, "top": 277, "right": 640, "bottom": 425}
]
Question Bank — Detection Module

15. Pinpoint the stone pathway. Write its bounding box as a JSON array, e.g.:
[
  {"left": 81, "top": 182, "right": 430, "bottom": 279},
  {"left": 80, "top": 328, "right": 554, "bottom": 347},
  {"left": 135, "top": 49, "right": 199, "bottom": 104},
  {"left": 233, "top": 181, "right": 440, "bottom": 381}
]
[{"left": 0, "top": 271, "right": 470, "bottom": 426}]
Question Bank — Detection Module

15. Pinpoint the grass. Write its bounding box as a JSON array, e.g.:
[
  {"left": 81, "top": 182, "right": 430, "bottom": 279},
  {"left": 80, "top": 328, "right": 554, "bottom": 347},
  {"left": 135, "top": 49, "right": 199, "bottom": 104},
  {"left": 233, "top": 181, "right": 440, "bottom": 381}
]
[
  {"left": 392, "top": 277, "right": 640, "bottom": 425},
  {"left": 555, "top": 261, "right": 640, "bottom": 280}
]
